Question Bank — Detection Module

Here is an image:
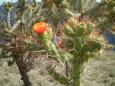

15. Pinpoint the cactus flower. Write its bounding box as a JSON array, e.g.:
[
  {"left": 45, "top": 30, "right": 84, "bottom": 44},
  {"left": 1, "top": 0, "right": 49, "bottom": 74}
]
[{"left": 32, "top": 22, "right": 47, "bottom": 34}]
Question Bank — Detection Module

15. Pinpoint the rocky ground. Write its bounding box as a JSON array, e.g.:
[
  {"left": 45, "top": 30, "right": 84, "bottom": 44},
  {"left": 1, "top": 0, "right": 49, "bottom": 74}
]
[{"left": 81, "top": 51, "right": 115, "bottom": 86}]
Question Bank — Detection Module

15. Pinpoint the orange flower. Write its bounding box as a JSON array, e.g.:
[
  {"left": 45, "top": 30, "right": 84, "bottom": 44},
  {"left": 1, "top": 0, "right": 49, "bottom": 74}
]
[{"left": 32, "top": 22, "right": 47, "bottom": 34}]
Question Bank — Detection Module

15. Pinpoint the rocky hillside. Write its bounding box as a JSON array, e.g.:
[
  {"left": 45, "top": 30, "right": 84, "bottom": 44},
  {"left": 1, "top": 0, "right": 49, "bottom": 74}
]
[{"left": 0, "top": 5, "right": 7, "bottom": 22}]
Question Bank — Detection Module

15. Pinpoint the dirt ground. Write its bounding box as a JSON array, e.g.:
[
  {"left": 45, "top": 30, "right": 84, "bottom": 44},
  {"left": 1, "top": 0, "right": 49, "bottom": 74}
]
[{"left": 0, "top": 50, "right": 115, "bottom": 86}]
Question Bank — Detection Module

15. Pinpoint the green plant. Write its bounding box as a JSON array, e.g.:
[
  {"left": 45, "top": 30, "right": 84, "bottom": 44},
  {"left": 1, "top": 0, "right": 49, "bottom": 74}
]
[
  {"left": 0, "top": 1, "right": 42, "bottom": 86},
  {"left": 87, "top": 0, "right": 115, "bottom": 31},
  {"left": 42, "top": 0, "right": 70, "bottom": 26},
  {"left": 3, "top": 2, "right": 13, "bottom": 29},
  {"left": 41, "top": 21, "right": 102, "bottom": 86},
  {"left": 0, "top": 1, "right": 103, "bottom": 86}
]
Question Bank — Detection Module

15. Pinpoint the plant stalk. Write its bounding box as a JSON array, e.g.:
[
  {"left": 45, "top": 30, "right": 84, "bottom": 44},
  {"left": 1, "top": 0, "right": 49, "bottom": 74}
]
[
  {"left": 15, "top": 58, "right": 32, "bottom": 86},
  {"left": 71, "top": 56, "right": 83, "bottom": 86}
]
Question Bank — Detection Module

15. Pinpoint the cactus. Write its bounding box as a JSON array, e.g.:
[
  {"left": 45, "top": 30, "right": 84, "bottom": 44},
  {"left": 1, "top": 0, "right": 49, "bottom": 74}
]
[
  {"left": 0, "top": 1, "right": 42, "bottom": 86},
  {"left": 43, "top": 22, "right": 102, "bottom": 86},
  {"left": 42, "top": 0, "right": 69, "bottom": 26},
  {"left": 0, "top": 1, "right": 103, "bottom": 86},
  {"left": 3, "top": 2, "right": 12, "bottom": 29}
]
